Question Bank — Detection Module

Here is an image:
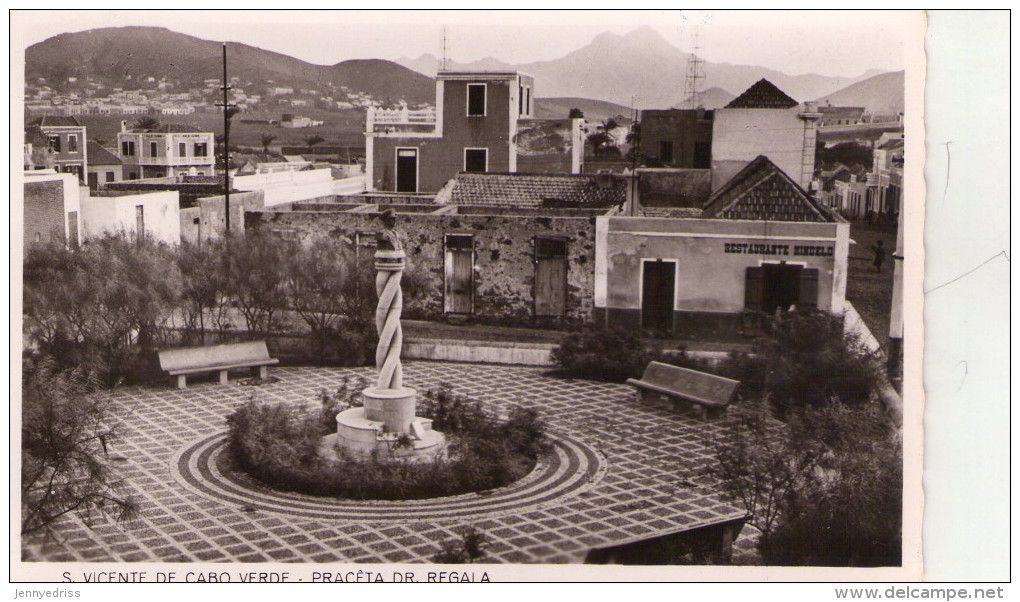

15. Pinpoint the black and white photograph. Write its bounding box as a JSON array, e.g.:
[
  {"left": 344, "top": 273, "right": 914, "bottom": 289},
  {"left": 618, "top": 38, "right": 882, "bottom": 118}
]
[{"left": 9, "top": 9, "right": 1006, "bottom": 586}]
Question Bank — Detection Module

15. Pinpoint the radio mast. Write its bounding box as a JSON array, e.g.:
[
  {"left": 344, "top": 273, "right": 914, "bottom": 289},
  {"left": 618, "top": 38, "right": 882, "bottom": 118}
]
[{"left": 685, "top": 29, "right": 706, "bottom": 109}]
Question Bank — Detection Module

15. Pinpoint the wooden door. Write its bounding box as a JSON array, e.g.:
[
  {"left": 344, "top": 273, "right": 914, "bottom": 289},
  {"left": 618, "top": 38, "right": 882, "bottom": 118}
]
[
  {"left": 444, "top": 234, "right": 473, "bottom": 314},
  {"left": 534, "top": 238, "right": 567, "bottom": 316},
  {"left": 396, "top": 148, "right": 417, "bottom": 193},
  {"left": 762, "top": 263, "right": 802, "bottom": 313},
  {"left": 641, "top": 260, "right": 676, "bottom": 332}
]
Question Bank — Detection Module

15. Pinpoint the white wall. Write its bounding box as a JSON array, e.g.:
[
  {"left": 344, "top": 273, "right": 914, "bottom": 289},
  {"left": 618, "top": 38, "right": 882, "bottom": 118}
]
[
  {"left": 232, "top": 168, "right": 334, "bottom": 207},
  {"left": 713, "top": 107, "right": 807, "bottom": 186},
  {"left": 81, "top": 190, "right": 181, "bottom": 244}
]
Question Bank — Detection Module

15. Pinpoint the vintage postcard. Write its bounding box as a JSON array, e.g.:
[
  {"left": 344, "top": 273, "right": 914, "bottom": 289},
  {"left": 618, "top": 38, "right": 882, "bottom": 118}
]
[{"left": 9, "top": 9, "right": 953, "bottom": 585}]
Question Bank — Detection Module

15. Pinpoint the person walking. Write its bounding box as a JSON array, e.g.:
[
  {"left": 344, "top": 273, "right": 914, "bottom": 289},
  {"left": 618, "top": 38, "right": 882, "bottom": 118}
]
[{"left": 871, "top": 239, "right": 887, "bottom": 273}]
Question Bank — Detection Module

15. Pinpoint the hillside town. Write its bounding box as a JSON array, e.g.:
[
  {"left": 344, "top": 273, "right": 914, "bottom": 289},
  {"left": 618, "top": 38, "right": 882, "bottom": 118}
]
[{"left": 21, "top": 20, "right": 907, "bottom": 572}]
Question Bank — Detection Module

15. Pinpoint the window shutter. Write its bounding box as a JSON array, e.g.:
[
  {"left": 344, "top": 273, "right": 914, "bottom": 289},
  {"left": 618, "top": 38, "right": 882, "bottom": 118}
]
[
  {"left": 799, "top": 268, "right": 819, "bottom": 310},
  {"left": 744, "top": 267, "right": 764, "bottom": 312}
]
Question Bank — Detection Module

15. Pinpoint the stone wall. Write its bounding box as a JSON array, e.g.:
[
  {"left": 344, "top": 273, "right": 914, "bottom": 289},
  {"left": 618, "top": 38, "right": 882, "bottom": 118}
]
[
  {"left": 24, "top": 180, "right": 68, "bottom": 251},
  {"left": 246, "top": 208, "right": 598, "bottom": 327}
]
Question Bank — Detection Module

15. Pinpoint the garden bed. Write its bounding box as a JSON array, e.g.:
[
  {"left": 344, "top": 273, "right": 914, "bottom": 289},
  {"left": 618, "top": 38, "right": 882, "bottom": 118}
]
[{"left": 225, "top": 380, "right": 550, "bottom": 500}]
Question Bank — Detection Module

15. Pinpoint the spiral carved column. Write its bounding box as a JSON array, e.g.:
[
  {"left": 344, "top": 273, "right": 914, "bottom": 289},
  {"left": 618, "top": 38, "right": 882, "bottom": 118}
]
[{"left": 374, "top": 250, "right": 405, "bottom": 390}]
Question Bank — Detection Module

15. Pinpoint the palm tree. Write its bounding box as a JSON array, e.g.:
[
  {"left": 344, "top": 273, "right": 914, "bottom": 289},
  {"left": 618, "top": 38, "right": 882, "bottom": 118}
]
[
  {"left": 260, "top": 133, "right": 277, "bottom": 155},
  {"left": 303, "top": 135, "right": 325, "bottom": 154},
  {"left": 132, "top": 116, "right": 160, "bottom": 131}
]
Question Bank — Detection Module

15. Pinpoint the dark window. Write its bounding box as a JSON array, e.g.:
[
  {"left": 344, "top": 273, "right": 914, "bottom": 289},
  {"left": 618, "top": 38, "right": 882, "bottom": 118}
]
[
  {"left": 105, "top": 172, "right": 115, "bottom": 182},
  {"left": 526, "top": 88, "right": 530, "bottom": 115},
  {"left": 122, "top": 141, "right": 135, "bottom": 156},
  {"left": 519, "top": 85, "right": 524, "bottom": 115},
  {"left": 693, "top": 141, "right": 711, "bottom": 169},
  {"left": 179, "top": 142, "right": 187, "bottom": 156},
  {"left": 48, "top": 136, "right": 60, "bottom": 153},
  {"left": 194, "top": 142, "right": 208, "bottom": 157},
  {"left": 68, "top": 135, "right": 77, "bottom": 153},
  {"left": 659, "top": 141, "right": 674, "bottom": 164},
  {"left": 149, "top": 141, "right": 158, "bottom": 157},
  {"left": 464, "top": 148, "right": 487, "bottom": 173},
  {"left": 467, "top": 84, "right": 486, "bottom": 116}
]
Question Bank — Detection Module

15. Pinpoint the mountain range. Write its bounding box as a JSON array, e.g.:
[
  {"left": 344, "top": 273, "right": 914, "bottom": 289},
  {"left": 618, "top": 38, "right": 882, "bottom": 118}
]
[
  {"left": 397, "top": 26, "right": 895, "bottom": 110},
  {"left": 26, "top": 27, "right": 436, "bottom": 105},
  {"left": 26, "top": 26, "right": 903, "bottom": 114}
]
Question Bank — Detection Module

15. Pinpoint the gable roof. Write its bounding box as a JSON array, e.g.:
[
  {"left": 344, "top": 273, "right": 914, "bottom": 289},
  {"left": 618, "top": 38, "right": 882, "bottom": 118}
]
[
  {"left": 724, "top": 79, "right": 799, "bottom": 109},
  {"left": 448, "top": 172, "right": 626, "bottom": 208},
  {"left": 701, "top": 155, "right": 837, "bottom": 223},
  {"left": 87, "top": 141, "right": 122, "bottom": 165},
  {"left": 29, "top": 115, "right": 83, "bottom": 128}
]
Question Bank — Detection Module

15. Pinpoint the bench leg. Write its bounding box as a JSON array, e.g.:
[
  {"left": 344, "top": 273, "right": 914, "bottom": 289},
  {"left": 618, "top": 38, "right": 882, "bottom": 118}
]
[
  {"left": 219, "top": 370, "right": 229, "bottom": 385},
  {"left": 258, "top": 365, "right": 268, "bottom": 380},
  {"left": 175, "top": 375, "right": 187, "bottom": 390}
]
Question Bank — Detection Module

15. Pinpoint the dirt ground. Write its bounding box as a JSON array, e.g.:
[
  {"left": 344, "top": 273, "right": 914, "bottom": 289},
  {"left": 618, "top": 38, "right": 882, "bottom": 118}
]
[{"left": 846, "top": 221, "right": 898, "bottom": 351}]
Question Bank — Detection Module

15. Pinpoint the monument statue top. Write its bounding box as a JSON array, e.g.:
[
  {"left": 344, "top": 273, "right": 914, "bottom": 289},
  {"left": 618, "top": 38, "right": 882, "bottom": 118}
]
[{"left": 376, "top": 209, "right": 403, "bottom": 253}]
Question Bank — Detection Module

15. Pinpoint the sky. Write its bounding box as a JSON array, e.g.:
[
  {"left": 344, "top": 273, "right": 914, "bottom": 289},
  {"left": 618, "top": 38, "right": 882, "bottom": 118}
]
[{"left": 13, "top": 10, "right": 915, "bottom": 78}]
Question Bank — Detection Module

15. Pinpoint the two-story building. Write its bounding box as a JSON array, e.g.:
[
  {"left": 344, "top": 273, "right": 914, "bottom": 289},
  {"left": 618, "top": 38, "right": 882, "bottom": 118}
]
[
  {"left": 117, "top": 121, "right": 215, "bottom": 180},
  {"left": 26, "top": 116, "right": 87, "bottom": 183},
  {"left": 365, "top": 70, "right": 583, "bottom": 193},
  {"left": 638, "top": 79, "right": 822, "bottom": 193}
]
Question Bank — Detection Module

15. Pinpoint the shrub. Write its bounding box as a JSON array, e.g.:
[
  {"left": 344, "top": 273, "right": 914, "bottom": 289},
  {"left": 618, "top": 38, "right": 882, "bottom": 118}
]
[
  {"left": 761, "top": 403, "right": 902, "bottom": 566},
  {"left": 21, "top": 357, "right": 138, "bottom": 536},
  {"left": 225, "top": 385, "right": 549, "bottom": 500},
  {"left": 433, "top": 526, "right": 488, "bottom": 564},
  {"left": 551, "top": 327, "right": 659, "bottom": 382},
  {"left": 714, "top": 399, "right": 901, "bottom": 566}
]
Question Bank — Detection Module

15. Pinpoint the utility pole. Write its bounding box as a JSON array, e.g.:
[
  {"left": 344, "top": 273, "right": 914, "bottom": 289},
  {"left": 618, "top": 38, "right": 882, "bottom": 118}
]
[{"left": 216, "top": 42, "right": 237, "bottom": 233}]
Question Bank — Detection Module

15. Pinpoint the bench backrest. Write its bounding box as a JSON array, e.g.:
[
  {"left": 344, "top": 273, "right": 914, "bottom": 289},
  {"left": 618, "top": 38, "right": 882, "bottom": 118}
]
[
  {"left": 158, "top": 341, "right": 272, "bottom": 372},
  {"left": 640, "top": 361, "right": 740, "bottom": 405}
]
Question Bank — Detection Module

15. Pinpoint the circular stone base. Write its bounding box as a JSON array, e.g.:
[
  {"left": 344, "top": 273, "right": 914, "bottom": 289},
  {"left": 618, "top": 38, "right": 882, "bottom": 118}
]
[{"left": 319, "top": 431, "right": 446, "bottom": 463}]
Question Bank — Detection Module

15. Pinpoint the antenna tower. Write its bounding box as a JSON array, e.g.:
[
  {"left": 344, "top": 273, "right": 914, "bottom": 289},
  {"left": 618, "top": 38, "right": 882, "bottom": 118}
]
[
  {"left": 439, "top": 26, "right": 449, "bottom": 72},
  {"left": 684, "top": 30, "right": 706, "bottom": 109}
]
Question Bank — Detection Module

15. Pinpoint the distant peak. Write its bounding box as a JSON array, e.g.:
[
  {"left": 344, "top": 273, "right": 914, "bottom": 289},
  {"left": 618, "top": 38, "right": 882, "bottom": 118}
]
[
  {"left": 591, "top": 30, "right": 622, "bottom": 44},
  {"left": 623, "top": 25, "right": 663, "bottom": 40}
]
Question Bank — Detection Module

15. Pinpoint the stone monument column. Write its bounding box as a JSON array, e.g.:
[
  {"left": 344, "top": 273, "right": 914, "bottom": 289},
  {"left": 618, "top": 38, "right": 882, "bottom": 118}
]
[{"left": 330, "top": 209, "right": 444, "bottom": 458}]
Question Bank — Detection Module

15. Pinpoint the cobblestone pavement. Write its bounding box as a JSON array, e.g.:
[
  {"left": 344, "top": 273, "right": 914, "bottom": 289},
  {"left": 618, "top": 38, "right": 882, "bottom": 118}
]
[{"left": 23, "top": 362, "right": 750, "bottom": 564}]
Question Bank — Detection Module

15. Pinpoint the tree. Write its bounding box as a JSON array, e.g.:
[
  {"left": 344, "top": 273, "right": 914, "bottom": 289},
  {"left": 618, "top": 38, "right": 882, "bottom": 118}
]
[
  {"left": 21, "top": 358, "right": 138, "bottom": 536},
  {"left": 303, "top": 135, "right": 325, "bottom": 154},
  {"left": 259, "top": 133, "right": 277, "bottom": 155},
  {"left": 176, "top": 239, "right": 230, "bottom": 345},
  {"left": 223, "top": 231, "right": 292, "bottom": 335},
  {"left": 568, "top": 108, "right": 584, "bottom": 119},
  {"left": 284, "top": 239, "right": 362, "bottom": 362},
  {"left": 587, "top": 119, "right": 621, "bottom": 157},
  {"left": 713, "top": 398, "right": 826, "bottom": 559},
  {"left": 23, "top": 234, "right": 181, "bottom": 384},
  {"left": 731, "top": 402, "right": 903, "bottom": 566},
  {"left": 132, "top": 116, "right": 160, "bottom": 131}
]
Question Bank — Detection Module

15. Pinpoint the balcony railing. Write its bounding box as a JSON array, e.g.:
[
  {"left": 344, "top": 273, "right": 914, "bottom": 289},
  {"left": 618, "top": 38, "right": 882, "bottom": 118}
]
[
  {"left": 120, "top": 155, "right": 215, "bottom": 166},
  {"left": 366, "top": 107, "right": 437, "bottom": 133}
]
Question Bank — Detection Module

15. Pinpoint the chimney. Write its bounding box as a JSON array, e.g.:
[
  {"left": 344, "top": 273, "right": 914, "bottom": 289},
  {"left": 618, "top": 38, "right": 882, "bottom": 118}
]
[{"left": 121, "top": 120, "right": 128, "bottom": 133}]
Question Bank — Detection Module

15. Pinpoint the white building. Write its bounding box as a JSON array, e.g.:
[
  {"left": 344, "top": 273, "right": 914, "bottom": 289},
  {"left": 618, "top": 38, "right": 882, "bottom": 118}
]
[{"left": 117, "top": 121, "right": 215, "bottom": 179}]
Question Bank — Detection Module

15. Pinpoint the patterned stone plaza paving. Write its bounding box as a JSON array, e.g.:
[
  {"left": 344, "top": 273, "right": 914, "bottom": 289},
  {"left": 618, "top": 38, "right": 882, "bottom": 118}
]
[{"left": 23, "top": 362, "right": 751, "bottom": 564}]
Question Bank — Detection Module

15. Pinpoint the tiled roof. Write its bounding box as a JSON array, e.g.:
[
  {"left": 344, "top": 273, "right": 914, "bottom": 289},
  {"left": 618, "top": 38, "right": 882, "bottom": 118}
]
[
  {"left": 448, "top": 172, "right": 626, "bottom": 208},
  {"left": 29, "top": 115, "right": 82, "bottom": 127},
  {"left": 724, "top": 79, "right": 799, "bottom": 109},
  {"left": 87, "top": 141, "right": 122, "bottom": 165},
  {"left": 702, "top": 155, "right": 837, "bottom": 223}
]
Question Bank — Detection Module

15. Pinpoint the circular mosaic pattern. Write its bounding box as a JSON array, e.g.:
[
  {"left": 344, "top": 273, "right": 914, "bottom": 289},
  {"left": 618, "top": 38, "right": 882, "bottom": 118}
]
[{"left": 172, "top": 431, "right": 607, "bottom": 522}]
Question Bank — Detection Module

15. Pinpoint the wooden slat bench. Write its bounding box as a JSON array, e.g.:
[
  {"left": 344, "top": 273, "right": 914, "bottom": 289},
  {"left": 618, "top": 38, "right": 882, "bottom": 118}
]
[
  {"left": 626, "top": 361, "right": 740, "bottom": 420},
  {"left": 158, "top": 341, "right": 279, "bottom": 389}
]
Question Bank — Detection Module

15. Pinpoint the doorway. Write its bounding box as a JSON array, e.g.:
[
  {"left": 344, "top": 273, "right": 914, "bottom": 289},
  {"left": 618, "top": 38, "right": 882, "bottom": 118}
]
[
  {"left": 641, "top": 260, "right": 676, "bottom": 332},
  {"left": 444, "top": 234, "right": 474, "bottom": 314},
  {"left": 396, "top": 148, "right": 418, "bottom": 193},
  {"left": 762, "top": 263, "right": 803, "bottom": 313},
  {"left": 534, "top": 237, "right": 567, "bottom": 316}
]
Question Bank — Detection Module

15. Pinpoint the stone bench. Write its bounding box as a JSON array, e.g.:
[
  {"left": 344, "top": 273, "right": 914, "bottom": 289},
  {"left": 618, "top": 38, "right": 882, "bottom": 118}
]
[
  {"left": 158, "top": 341, "right": 279, "bottom": 389},
  {"left": 626, "top": 361, "right": 739, "bottom": 420}
]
